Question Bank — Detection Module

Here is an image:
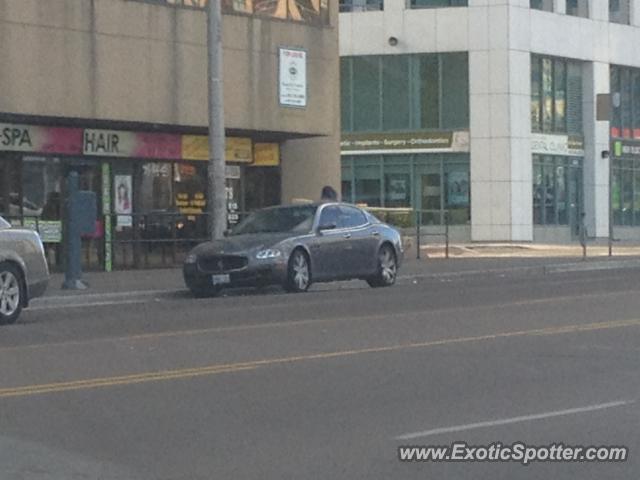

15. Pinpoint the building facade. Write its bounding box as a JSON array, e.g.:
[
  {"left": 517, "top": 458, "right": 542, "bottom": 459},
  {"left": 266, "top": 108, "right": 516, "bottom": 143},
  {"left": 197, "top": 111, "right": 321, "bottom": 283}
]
[
  {"left": 0, "top": 0, "right": 339, "bottom": 269},
  {"left": 340, "top": 0, "right": 640, "bottom": 243}
]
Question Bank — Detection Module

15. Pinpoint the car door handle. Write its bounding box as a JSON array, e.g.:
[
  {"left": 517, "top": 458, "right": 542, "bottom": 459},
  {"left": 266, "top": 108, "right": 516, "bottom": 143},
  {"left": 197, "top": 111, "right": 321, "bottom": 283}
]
[
  {"left": 371, "top": 231, "right": 380, "bottom": 236},
  {"left": 343, "top": 233, "right": 352, "bottom": 239}
]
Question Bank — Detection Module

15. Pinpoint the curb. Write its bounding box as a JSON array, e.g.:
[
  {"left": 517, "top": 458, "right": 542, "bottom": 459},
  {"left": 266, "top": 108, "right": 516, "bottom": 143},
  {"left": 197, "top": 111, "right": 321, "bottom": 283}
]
[{"left": 31, "top": 258, "right": 640, "bottom": 310}]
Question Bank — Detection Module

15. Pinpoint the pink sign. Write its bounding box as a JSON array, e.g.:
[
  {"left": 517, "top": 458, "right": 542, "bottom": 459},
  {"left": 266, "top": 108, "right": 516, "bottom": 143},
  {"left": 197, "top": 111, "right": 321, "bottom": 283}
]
[{"left": 0, "top": 123, "right": 83, "bottom": 155}]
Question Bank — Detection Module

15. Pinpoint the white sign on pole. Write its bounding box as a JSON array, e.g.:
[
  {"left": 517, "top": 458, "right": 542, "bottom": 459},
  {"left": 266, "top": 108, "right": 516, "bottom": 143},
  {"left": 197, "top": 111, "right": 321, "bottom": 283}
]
[{"left": 279, "top": 47, "right": 307, "bottom": 108}]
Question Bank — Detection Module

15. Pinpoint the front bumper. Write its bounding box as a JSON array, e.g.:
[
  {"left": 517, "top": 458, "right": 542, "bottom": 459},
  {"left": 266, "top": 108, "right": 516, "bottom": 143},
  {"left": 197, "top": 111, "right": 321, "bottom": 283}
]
[{"left": 183, "top": 260, "right": 288, "bottom": 291}]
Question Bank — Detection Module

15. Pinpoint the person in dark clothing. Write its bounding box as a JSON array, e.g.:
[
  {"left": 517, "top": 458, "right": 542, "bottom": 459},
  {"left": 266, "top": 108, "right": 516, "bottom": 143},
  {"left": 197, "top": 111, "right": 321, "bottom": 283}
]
[{"left": 321, "top": 185, "right": 338, "bottom": 202}]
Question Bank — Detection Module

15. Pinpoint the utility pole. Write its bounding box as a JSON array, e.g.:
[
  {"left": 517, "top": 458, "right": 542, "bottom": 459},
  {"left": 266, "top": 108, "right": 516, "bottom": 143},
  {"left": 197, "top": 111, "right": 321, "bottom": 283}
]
[{"left": 207, "top": 0, "right": 227, "bottom": 240}]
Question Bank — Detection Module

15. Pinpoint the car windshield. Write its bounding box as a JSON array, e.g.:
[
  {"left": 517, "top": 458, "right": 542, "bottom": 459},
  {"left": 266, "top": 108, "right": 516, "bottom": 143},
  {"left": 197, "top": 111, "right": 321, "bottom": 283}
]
[
  {"left": 231, "top": 205, "right": 318, "bottom": 235},
  {"left": 0, "top": 216, "right": 9, "bottom": 229}
]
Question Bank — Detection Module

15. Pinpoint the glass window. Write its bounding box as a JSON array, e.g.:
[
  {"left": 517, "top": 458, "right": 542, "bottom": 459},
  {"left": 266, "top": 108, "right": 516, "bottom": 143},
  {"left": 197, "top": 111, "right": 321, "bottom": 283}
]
[
  {"left": 22, "top": 157, "right": 62, "bottom": 220},
  {"left": 541, "top": 58, "right": 554, "bottom": 132},
  {"left": 352, "top": 57, "right": 381, "bottom": 132},
  {"left": 633, "top": 72, "right": 640, "bottom": 137},
  {"left": 622, "top": 165, "right": 634, "bottom": 225},
  {"left": 531, "top": 57, "right": 542, "bottom": 132},
  {"left": 441, "top": 53, "right": 469, "bottom": 129},
  {"left": 553, "top": 60, "right": 567, "bottom": 133},
  {"left": 410, "top": 0, "right": 466, "bottom": 8},
  {"left": 531, "top": 55, "right": 582, "bottom": 134},
  {"left": 611, "top": 66, "right": 622, "bottom": 137},
  {"left": 354, "top": 157, "right": 381, "bottom": 207},
  {"left": 566, "top": 62, "right": 583, "bottom": 134},
  {"left": 416, "top": 55, "right": 440, "bottom": 130},
  {"left": 342, "top": 53, "right": 469, "bottom": 133},
  {"left": 555, "top": 161, "right": 567, "bottom": 225},
  {"left": 530, "top": 0, "right": 553, "bottom": 11},
  {"left": 533, "top": 160, "right": 544, "bottom": 224},
  {"left": 566, "top": 0, "right": 588, "bottom": 17},
  {"left": 444, "top": 161, "right": 470, "bottom": 224},
  {"left": 634, "top": 169, "right": 640, "bottom": 225},
  {"left": 338, "top": 206, "right": 368, "bottom": 228},
  {"left": 339, "top": 0, "right": 384, "bottom": 12},
  {"left": 621, "top": 69, "right": 633, "bottom": 138},
  {"left": 140, "top": 162, "right": 173, "bottom": 212},
  {"left": 340, "top": 58, "right": 352, "bottom": 132},
  {"left": 609, "top": 0, "right": 630, "bottom": 24},
  {"left": 318, "top": 206, "right": 340, "bottom": 228},
  {"left": 382, "top": 56, "right": 410, "bottom": 131}
]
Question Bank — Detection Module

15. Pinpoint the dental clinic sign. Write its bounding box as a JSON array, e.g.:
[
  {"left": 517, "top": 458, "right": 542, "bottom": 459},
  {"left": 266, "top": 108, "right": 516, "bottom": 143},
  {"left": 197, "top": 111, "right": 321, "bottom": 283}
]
[
  {"left": 531, "top": 133, "right": 584, "bottom": 157},
  {"left": 279, "top": 47, "right": 307, "bottom": 108}
]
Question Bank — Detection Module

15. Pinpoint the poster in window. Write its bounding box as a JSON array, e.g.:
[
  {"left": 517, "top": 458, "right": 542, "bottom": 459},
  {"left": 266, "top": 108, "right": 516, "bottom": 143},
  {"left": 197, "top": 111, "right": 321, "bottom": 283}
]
[
  {"left": 447, "top": 171, "right": 469, "bottom": 207},
  {"left": 279, "top": 48, "right": 307, "bottom": 108},
  {"left": 114, "top": 175, "right": 133, "bottom": 227}
]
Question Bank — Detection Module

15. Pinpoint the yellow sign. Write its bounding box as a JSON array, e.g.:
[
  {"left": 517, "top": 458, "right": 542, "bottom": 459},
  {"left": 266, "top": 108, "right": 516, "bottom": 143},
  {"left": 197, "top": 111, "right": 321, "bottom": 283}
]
[
  {"left": 252, "top": 143, "right": 280, "bottom": 166},
  {"left": 181, "top": 135, "right": 253, "bottom": 163}
]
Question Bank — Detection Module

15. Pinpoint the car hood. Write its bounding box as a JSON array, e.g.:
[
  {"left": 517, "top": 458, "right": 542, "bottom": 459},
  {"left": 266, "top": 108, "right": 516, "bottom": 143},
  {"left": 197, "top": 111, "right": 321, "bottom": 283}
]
[{"left": 191, "top": 233, "right": 294, "bottom": 256}]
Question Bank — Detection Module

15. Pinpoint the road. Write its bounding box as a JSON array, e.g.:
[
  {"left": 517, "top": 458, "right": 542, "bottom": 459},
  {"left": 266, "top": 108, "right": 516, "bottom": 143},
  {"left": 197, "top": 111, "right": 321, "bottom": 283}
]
[{"left": 1, "top": 267, "right": 639, "bottom": 479}]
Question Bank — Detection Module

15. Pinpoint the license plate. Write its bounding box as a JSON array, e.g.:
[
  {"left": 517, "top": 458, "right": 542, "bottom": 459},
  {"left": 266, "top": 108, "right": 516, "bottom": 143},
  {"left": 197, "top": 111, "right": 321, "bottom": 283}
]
[{"left": 212, "top": 274, "right": 230, "bottom": 285}]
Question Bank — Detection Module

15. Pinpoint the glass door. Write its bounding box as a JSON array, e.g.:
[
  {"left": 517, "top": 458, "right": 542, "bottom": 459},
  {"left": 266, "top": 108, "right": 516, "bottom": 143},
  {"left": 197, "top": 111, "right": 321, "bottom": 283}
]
[
  {"left": 567, "top": 162, "right": 583, "bottom": 238},
  {"left": 414, "top": 156, "right": 442, "bottom": 225}
]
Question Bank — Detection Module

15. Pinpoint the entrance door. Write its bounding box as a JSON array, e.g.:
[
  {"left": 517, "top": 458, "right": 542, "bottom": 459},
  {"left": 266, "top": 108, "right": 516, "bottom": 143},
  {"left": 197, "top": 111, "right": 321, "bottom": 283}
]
[
  {"left": 567, "top": 165, "right": 583, "bottom": 238},
  {"left": 414, "top": 161, "right": 443, "bottom": 225}
]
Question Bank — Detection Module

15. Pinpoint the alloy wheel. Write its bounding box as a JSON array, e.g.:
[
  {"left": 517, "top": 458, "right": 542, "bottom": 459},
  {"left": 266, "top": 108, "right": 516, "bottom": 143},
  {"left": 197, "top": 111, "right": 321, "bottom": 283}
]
[
  {"left": 293, "top": 252, "right": 310, "bottom": 290},
  {"left": 0, "top": 270, "right": 20, "bottom": 318},
  {"left": 379, "top": 247, "right": 397, "bottom": 284}
]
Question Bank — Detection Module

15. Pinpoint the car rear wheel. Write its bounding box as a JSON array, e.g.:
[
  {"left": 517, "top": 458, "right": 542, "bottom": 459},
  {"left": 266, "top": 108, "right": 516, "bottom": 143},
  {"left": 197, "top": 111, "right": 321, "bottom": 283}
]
[
  {"left": 285, "top": 249, "right": 311, "bottom": 293},
  {"left": 0, "top": 262, "right": 23, "bottom": 325},
  {"left": 367, "top": 244, "right": 397, "bottom": 288}
]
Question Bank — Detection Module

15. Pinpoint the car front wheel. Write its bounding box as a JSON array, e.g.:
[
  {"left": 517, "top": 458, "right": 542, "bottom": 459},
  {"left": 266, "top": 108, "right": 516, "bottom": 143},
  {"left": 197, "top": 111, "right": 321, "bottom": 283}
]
[
  {"left": 0, "top": 262, "right": 24, "bottom": 325},
  {"left": 285, "top": 249, "right": 311, "bottom": 293},
  {"left": 367, "top": 244, "right": 397, "bottom": 288}
]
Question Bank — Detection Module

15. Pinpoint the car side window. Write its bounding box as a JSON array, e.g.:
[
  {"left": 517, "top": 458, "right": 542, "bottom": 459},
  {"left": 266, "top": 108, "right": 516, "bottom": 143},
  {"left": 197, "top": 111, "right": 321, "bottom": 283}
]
[
  {"left": 319, "top": 206, "right": 339, "bottom": 228},
  {"left": 338, "top": 206, "right": 368, "bottom": 229}
]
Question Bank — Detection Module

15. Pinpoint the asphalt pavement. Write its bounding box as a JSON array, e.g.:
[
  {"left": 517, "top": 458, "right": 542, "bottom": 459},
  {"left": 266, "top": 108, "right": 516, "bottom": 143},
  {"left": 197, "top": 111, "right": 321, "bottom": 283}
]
[{"left": 1, "top": 265, "right": 639, "bottom": 479}]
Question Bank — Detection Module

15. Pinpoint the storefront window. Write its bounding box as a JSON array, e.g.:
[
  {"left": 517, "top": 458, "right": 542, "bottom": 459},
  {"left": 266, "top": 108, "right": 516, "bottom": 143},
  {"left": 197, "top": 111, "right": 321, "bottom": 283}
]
[
  {"left": 610, "top": 158, "right": 640, "bottom": 226},
  {"left": 532, "top": 155, "right": 583, "bottom": 226},
  {"left": 354, "top": 160, "right": 382, "bottom": 207},
  {"left": 610, "top": 65, "right": 640, "bottom": 139},
  {"left": 140, "top": 162, "right": 173, "bottom": 212},
  {"left": 341, "top": 154, "right": 469, "bottom": 225},
  {"left": 553, "top": 60, "right": 566, "bottom": 133},
  {"left": 22, "top": 157, "right": 62, "bottom": 220}
]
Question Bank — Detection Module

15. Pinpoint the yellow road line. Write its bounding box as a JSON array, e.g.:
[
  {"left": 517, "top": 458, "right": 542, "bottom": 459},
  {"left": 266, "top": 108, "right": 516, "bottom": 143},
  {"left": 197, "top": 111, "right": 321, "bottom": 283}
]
[
  {"left": 1, "top": 318, "right": 639, "bottom": 399},
  {"left": 4, "top": 288, "right": 640, "bottom": 354}
]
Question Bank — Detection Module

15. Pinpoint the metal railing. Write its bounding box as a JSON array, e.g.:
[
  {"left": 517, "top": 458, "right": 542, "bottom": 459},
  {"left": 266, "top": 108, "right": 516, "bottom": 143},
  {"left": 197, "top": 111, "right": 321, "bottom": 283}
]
[{"left": 364, "top": 207, "right": 451, "bottom": 260}]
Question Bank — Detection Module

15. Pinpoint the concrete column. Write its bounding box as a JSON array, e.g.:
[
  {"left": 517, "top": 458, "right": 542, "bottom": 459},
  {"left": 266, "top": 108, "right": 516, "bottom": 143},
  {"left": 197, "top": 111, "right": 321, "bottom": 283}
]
[
  {"left": 469, "top": 2, "right": 532, "bottom": 241},
  {"left": 582, "top": 61, "right": 611, "bottom": 238}
]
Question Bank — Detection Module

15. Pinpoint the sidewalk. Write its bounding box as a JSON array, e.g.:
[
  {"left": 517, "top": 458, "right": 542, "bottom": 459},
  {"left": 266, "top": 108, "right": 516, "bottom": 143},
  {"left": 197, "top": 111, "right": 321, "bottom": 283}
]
[
  {"left": 417, "top": 242, "right": 640, "bottom": 258},
  {"left": 43, "top": 250, "right": 640, "bottom": 299}
]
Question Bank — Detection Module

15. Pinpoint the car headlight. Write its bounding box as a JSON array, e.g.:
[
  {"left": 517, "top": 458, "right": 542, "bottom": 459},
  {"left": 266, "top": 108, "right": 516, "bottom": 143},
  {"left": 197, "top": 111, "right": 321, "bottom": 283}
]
[
  {"left": 256, "top": 249, "right": 282, "bottom": 259},
  {"left": 184, "top": 253, "right": 198, "bottom": 264}
]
